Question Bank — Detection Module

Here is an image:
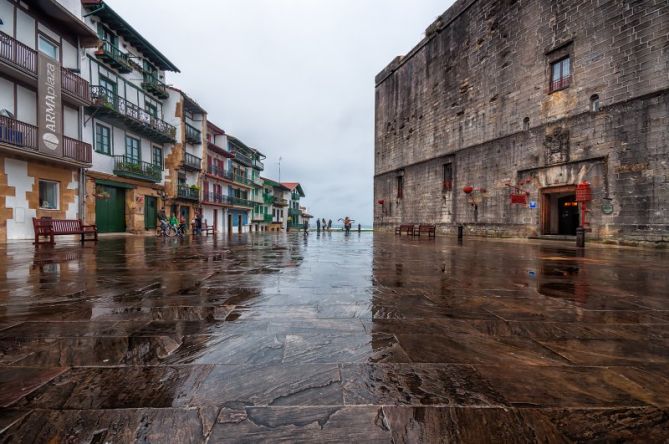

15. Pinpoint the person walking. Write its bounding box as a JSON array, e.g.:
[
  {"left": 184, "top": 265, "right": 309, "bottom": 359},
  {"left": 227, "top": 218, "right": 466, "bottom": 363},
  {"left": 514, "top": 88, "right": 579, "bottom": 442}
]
[
  {"left": 194, "top": 209, "right": 203, "bottom": 235},
  {"left": 303, "top": 219, "right": 309, "bottom": 236},
  {"left": 316, "top": 218, "right": 321, "bottom": 233},
  {"left": 327, "top": 219, "right": 332, "bottom": 231}
]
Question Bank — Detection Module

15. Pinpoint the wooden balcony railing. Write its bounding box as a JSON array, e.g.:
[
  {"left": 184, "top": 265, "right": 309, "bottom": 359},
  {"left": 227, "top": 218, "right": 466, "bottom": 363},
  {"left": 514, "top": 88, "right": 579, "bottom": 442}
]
[
  {"left": 141, "top": 73, "right": 169, "bottom": 99},
  {"left": 63, "top": 136, "right": 92, "bottom": 163},
  {"left": 95, "top": 40, "right": 132, "bottom": 73},
  {"left": 185, "top": 122, "right": 202, "bottom": 144},
  {"left": 231, "top": 149, "right": 252, "bottom": 167},
  {"left": 61, "top": 67, "right": 90, "bottom": 103},
  {"left": 0, "top": 115, "right": 38, "bottom": 150},
  {"left": 0, "top": 30, "right": 37, "bottom": 75},
  {"left": 183, "top": 152, "right": 202, "bottom": 170}
]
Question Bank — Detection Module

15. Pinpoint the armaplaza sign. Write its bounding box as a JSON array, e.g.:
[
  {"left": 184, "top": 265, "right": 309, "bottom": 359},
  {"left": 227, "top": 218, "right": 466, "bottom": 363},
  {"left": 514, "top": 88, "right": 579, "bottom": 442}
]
[{"left": 37, "top": 52, "right": 62, "bottom": 157}]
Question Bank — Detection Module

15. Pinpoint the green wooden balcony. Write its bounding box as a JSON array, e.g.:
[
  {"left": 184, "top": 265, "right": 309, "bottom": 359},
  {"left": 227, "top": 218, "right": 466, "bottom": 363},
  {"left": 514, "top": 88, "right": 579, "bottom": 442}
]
[
  {"left": 253, "top": 157, "right": 264, "bottom": 171},
  {"left": 263, "top": 193, "right": 274, "bottom": 205},
  {"left": 94, "top": 40, "right": 132, "bottom": 73},
  {"left": 177, "top": 185, "right": 200, "bottom": 201},
  {"left": 141, "top": 73, "right": 169, "bottom": 99},
  {"left": 231, "top": 149, "right": 252, "bottom": 167},
  {"left": 90, "top": 86, "right": 176, "bottom": 143},
  {"left": 233, "top": 174, "right": 253, "bottom": 187},
  {"left": 113, "top": 155, "right": 161, "bottom": 182},
  {"left": 231, "top": 196, "right": 254, "bottom": 208},
  {"left": 185, "top": 122, "right": 202, "bottom": 144}
]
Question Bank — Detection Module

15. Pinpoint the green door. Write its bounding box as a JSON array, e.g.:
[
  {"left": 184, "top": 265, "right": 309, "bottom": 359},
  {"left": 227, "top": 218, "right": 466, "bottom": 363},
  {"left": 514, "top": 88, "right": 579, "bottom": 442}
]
[
  {"left": 96, "top": 185, "right": 126, "bottom": 233},
  {"left": 144, "top": 196, "right": 157, "bottom": 230}
]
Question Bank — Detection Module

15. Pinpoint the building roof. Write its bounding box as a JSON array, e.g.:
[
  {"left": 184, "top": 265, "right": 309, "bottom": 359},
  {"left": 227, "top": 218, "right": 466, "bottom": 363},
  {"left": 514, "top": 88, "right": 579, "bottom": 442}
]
[
  {"left": 82, "top": 0, "right": 180, "bottom": 72},
  {"left": 168, "top": 87, "right": 206, "bottom": 114},
  {"left": 34, "top": 0, "right": 98, "bottom": 45},
  {"left": 261, "top": 177, "right": 290, "bottom": 190},
  {"left": 207, "top": 121, "right": 225, "bottom": 136},
  {"left": 281, "top": 182, "right": 305, "bottom": 197}
]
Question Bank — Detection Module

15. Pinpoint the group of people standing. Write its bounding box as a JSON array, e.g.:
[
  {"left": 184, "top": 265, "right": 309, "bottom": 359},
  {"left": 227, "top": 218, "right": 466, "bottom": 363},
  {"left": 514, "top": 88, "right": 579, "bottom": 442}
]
[
  {"left": 315, "top": 218, "right": 333, "bottom": 233},
  {"left": 158, "top": 207, "right": 204, "bottom": 236}
]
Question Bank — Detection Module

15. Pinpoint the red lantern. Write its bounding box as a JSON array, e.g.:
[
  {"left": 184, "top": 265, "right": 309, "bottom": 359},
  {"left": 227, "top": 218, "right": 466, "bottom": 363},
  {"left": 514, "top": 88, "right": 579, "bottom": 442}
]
[
  {"left": 463, "top": 186, "right": 474, "bottom": 194},
  {"left": 377, "top": 200, "right": 385, "bottom": 205}
]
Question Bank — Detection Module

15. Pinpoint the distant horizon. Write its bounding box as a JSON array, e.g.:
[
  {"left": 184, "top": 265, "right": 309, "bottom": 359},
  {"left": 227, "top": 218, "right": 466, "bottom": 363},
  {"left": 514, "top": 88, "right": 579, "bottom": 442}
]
[{"left": 107, "top": 0, "right": 452, "bottom": 228}]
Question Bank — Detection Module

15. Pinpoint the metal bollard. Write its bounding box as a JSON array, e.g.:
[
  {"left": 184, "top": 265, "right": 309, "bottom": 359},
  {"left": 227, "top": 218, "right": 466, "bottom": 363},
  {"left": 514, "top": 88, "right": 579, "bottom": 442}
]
[{"left": 576, "top": 227, "right": 585, "bottom": 248}]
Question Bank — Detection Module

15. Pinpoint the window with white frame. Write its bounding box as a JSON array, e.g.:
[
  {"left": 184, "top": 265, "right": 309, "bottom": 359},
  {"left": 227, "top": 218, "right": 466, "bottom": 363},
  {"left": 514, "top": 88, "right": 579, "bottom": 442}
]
[
  {"left": 39, "top": 180, "right": 59, "bottom": 210},
  {"left": 38, "top": 35, "right": 59, "bottom": 60}
]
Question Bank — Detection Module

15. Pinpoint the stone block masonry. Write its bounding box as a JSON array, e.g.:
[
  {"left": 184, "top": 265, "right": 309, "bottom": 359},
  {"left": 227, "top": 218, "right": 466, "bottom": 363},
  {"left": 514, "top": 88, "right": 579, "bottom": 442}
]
[{"left": 374, "top": 0, "right": 669, "bottom": 244}]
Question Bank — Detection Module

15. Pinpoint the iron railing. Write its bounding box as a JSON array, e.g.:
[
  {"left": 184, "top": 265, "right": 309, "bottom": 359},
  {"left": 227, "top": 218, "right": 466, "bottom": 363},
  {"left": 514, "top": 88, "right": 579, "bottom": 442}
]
[
  {"left": 0, "top": 30, "right": 37, "bottom": 74},
  {"left": 183, "top": 152, "right": 202, "bottom": 170},
  {"left": 185, "top": 122, "right": 202, "bottom": 144},
  {"left": 0, "top": 115, "right": 37, "bottom": 150},
  {"left": 63, "top": 136, "right": 92, "bottom": 163},
  {"left": 90, "top": 86, "right": 176, "bottom": 140},
  {"left": 550, "top": 75, "right": 572, "bottom": 92},
  {"left": 113, "top": 155, "right": 161, "bottom": 182},
  {"left": 177, "top": 185, "right": 200, "bottom": 201},
  {"left": 231, "top": 196, "right": 254, "bottom": 207}
]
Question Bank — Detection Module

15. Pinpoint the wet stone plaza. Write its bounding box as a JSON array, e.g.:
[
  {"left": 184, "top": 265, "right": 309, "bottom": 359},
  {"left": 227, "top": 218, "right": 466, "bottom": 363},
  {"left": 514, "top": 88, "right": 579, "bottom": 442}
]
[{"left": 0, "top": 232, "right": 668, "bottom": 442}]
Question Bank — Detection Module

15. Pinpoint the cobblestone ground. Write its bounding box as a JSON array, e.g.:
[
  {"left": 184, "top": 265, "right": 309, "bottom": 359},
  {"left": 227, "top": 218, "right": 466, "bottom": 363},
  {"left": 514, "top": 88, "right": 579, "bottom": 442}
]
[{"left": 0, "top": 232, "right": 668, "bottom": 442}]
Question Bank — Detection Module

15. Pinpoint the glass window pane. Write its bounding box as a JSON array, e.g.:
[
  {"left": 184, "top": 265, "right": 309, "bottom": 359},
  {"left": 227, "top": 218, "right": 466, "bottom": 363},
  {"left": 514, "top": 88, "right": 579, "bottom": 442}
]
[
  {"left": 552, "top": 62, "right": 561, "bottom": 81},
  {"left": 39, "top": 181, "right": 58, "bottom": 209},
  {"left": 38, "top": 36, "right": 58, "bottom": 59},
  {"left": 562, "top": 57, "right": 570, "bottom": 76}
]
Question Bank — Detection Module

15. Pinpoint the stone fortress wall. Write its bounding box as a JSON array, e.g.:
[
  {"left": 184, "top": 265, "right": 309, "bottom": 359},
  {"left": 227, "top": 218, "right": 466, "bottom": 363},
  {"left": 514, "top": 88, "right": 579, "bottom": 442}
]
[{"left": 374, "top": 0, "right": 669, "bottom": 243}]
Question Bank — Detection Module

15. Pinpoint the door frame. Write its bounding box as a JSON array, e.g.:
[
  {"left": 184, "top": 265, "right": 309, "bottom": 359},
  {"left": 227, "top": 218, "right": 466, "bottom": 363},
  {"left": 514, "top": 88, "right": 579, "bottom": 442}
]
[{"left": 540, "top": 185, "right": 576, "bottom": 235}]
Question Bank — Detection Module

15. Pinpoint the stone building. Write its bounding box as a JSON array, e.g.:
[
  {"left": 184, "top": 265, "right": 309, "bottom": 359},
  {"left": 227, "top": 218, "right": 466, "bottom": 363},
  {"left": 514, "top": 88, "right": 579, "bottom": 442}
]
[{"left": 374, "top": 0, "right": 668, "bottom": 243}]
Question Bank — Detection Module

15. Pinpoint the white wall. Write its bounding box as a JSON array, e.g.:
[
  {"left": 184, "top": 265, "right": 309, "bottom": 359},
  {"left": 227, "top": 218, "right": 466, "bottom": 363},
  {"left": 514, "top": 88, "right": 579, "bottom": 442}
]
[
  {"left": 4, "top": 158, "right": 35, "bottom": 240},
  {"left": 0, "top": 0, "right": 14, "bottom": 36},
  {"left": 63, "top": 105, "right": 79, "bottom": 138},
  {"left": 15, "top": 8, "right": 35, "bottom": 48},
  {"left": 61, "top": 38, "right": 77, "bottom": 69},
  {"left": 16, "top": 86, "right": 36, "bottom": 125},
  {"left": 0, "top": 77, "right": 13, "bottom": 114},
  {"left": 55, "top": 0, "right": 82, "bottom": 20}
]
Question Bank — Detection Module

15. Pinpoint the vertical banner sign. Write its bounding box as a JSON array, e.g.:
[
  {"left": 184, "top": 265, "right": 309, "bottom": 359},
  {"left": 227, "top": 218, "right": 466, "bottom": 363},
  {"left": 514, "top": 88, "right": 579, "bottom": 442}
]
[{"left": 37, "top": 53, "right": 62, "bottom": 157}]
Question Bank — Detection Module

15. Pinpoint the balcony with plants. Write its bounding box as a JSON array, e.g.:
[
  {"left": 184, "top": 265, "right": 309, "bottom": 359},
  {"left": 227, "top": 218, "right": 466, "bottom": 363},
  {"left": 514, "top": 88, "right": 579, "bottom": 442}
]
[
  {"left": 94, "top": 40, "right": 132, "bottom": 73},
  {"left": 90, "top": 86, "right": 176, "bottom": 143},
  {"left": 113, "top": 155, "right": 161, "bottom": 182},
  {"left": 141, "top": 72, "right": 169, "bottom": 99},
  {"left": 177, "top": 184, "right": 200, "bottom": 201}
]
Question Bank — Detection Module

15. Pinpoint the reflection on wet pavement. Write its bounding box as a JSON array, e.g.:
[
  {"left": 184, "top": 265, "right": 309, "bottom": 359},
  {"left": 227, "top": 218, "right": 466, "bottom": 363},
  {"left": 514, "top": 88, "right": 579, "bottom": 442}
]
[{"left": 0, "top": 233, "right": 668, "bottom": 442}]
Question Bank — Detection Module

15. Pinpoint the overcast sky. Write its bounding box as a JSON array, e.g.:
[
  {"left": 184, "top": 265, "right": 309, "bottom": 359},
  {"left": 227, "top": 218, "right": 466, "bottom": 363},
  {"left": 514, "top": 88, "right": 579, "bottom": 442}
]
[{"left": 109, "top": 0, "right": 451, "bottom": 226}]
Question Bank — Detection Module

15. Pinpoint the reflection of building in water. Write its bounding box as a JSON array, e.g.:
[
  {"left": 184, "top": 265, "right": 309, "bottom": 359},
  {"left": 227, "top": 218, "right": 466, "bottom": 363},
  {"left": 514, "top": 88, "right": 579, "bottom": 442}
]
[{"left": 374, "top": 0, "right": 669, "bottom": 243}]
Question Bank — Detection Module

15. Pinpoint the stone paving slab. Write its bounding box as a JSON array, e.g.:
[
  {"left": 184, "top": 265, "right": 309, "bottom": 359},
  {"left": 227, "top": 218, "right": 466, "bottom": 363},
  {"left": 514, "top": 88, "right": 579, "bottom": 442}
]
[{"left": 0, "top": 233, "right": 668, "bottom": 442}]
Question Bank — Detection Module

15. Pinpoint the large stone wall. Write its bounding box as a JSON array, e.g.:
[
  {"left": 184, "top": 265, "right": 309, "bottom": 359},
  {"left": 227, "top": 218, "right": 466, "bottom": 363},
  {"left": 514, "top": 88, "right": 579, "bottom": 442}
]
[{"left": 374, "top": 0, "right": 669, "bottom": 243}]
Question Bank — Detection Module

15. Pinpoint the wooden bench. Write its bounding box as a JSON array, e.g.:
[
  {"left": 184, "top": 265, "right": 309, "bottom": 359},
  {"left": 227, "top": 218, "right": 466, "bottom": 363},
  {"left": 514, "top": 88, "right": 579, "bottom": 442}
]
[
  {"left": 191, "top": 221, "right": 215, "bottom": 236},
  {"left": 414, "top": 224, "right": 436, "bottom": 238},
  {"left": 395, "top": 224, "right": 415, "bottom": 236},
  {"left": 33, "top": 217, "right": 98, "bottom": 246}
]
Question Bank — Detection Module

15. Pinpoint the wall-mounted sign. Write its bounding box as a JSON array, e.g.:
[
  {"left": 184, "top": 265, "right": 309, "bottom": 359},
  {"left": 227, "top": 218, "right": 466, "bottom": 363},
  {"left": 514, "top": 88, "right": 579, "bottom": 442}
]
[
  {"left": 37, "top": 53, "right": 62, "bottom": 157},
  {"left": 529, "top": 200, "right": 537, "bottom": 209}
]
